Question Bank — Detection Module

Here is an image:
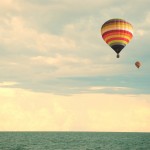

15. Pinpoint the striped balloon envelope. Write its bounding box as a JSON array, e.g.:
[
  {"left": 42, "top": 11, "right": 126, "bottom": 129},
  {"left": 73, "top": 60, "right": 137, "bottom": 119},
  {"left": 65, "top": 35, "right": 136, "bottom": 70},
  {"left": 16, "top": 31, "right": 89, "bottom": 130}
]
[{"left": 101, "top": 18, "right": 133, "bottom": 58}]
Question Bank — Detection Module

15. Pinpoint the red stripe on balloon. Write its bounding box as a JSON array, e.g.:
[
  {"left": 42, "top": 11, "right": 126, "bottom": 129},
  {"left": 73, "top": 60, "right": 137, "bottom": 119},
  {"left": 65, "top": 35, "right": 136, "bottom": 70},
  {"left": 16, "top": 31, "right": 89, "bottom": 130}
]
[
  {"left": 106, "top": 37, "right": 129, "bottom": 44},
  {"left": 102, "top": 30, "right": 133, "bottom": 38}
]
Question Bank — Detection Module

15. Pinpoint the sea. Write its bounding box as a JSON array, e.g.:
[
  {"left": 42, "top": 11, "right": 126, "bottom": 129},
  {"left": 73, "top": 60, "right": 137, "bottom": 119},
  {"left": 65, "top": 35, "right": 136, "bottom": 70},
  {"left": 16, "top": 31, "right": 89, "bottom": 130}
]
[{"left": 0, "top": 132, "right": 150, "bottom": 150}]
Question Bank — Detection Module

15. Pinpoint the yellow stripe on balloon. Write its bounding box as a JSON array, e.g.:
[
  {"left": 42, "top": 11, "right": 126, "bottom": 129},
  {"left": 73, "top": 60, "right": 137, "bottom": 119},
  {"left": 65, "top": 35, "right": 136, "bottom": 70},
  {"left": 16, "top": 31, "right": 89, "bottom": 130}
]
[
  {"left": 102, "top": 24, "right": 133, "bottom": 30},
  {"left": 101, "top": 27, "right": 133, "bottom": 35},
  {"left": 108, "top": 40, "right": 128, "bottom": 45}
]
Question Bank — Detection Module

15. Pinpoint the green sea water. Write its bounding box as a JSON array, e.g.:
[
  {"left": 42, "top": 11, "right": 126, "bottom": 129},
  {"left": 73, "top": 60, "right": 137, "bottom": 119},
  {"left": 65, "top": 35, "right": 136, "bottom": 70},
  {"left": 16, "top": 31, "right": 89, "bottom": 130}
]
[{"left": 0, "top": 132, "right": 150, "bottom": 150}]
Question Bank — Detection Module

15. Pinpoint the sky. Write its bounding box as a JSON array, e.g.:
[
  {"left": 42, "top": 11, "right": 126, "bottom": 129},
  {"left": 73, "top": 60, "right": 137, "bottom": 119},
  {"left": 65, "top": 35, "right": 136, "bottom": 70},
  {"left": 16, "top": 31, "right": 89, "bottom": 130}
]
[{"left": 0, "top": 0, "right": 150, "bottom": 132}]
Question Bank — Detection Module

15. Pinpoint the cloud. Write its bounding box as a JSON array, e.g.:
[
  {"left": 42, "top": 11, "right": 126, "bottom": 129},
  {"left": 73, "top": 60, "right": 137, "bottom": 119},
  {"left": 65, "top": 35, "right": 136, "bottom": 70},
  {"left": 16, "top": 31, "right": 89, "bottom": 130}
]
[
  {"left": 0, "top": 0, "right": 150, "bottom": 95},
  {"left": 0, "top": 82, "right": 18, "bottom": 87},
  {"left": 0, "top": 87, "right": 150, "bottom": 131},
  {"left": 0, "top": 0, "right": 150, "bottom": 133},
  {"left": 0, "top": 16, "right": 76, "bottom": 52},
  {"left": 89, "top": 86, "right": 132, "bottom": 91},
  {"left": 0, "top": 0, "right": 20, "bottom": 12}
]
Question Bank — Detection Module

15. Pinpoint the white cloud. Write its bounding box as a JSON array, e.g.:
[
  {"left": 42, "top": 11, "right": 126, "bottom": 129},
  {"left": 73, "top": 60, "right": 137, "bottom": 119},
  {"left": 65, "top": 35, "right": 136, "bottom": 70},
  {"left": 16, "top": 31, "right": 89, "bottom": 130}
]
[
  {"left": 0, "top": 82, "right": 18, "bottom": 86},
  {"left": 0, "top": 87, "right": 150, "bottom": 131},
  {"left": 31, "top": 55, "right": 90, "bottom": 66},
  {"left": 35, "top": 34, "right": 76, "bottom": 52},
  {"left": 30, "top": 57, "right": 125, "bottom": 77},
  {"left": 134, "top": 11, "right": 150, "bottom": 37},
  {"left": 0, "top": 16, "right": 76, "bottom": 52},
  {"left": 0, "top": 0, "right": 20, "bottom": 11},
  {"left": 89, "top": 86, "right": 132, "bottom": 91},
  {"left": 136, "top": 29, "right": 145, "bottom": 37}
]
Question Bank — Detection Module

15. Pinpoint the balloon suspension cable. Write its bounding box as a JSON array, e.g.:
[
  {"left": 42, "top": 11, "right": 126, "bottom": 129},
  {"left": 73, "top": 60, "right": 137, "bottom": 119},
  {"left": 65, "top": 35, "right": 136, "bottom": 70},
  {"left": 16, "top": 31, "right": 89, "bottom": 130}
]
[{"left": 116, "top": 53, "right": 119, "bottom": 58}]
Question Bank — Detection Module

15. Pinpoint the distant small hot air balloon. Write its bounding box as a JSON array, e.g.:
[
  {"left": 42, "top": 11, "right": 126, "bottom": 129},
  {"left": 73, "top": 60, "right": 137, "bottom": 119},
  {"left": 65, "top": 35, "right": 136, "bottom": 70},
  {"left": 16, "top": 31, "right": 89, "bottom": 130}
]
[
  {"left": 101, "top": 18, "right": 133, "bottom": 58},
  {"left": 135, "top": 61, "right": 141, "bottom": 68}
]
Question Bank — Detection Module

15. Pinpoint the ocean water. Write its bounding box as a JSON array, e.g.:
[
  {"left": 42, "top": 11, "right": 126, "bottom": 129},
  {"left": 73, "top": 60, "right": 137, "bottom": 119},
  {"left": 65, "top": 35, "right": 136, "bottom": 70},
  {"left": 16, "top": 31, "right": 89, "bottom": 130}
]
[{"left": 0, "top": 132, "right": 150, "bottom": 150}]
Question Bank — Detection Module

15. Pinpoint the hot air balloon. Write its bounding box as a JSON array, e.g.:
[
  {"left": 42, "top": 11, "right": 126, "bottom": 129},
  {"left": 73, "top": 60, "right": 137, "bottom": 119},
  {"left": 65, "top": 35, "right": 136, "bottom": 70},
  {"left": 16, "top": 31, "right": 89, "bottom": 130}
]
[
  {"left": 135, "top": 61, "right": 141, "bottom": 68},
  {"left": 101, "top": 18, "right": 133, "bottom": 58}
]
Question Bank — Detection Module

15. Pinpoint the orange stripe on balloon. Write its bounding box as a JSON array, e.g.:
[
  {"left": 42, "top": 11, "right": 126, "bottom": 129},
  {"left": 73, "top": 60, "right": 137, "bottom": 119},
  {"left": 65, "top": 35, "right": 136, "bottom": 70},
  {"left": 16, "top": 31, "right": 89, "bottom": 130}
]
[{"left": 102, "top": 33, "right": 132, "bottom": 40}]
